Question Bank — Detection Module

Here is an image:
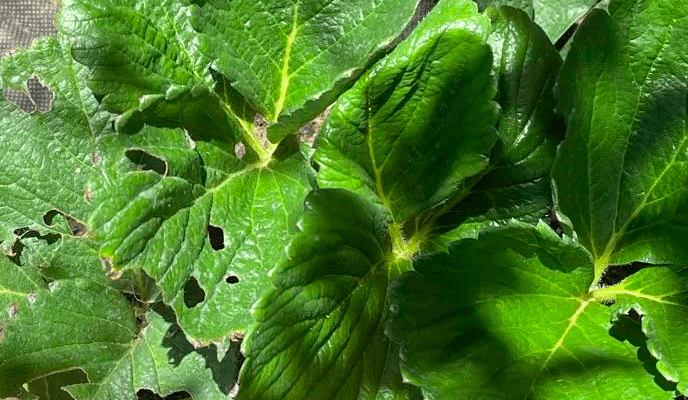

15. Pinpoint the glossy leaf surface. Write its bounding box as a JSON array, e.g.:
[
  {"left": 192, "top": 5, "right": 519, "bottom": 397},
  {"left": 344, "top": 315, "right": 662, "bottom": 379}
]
[
  {"left": 597, "top": 266, "right": 688, "bottom": 394},
  {"left": 0, "top": 257, "right": 136, "bottom": 395},
  {"left": 63, "top": 309, "right": 234, "bottom": 400},
  {"left": 553, "top": 0, "right": 688, "bottom": 273},
  {"left": 315, "top": 0, "right": 498, "bottom": 222},
  {"left": 237, "top": 189, "right": 400, "bottom": 400},
  {"left": 59, "top": 0, "right": 252, "bottom": 145},
  {"left": 0, "top": 35, "right": 110, "bottom": 246},
  {"left": 476, "top": 0, "right": 599, "bottom": 42},
  {"left": 191, "top": 0, "right": 418, "bottom": 141},
  {"left": 89, "top": 127, "right": 315, "bottom": 342},
  {"left": 387, "top": 223, "right": 670, "bottom": 399},
  {"left": 428, "top": 5, "right": 563, "bottom": 248}
]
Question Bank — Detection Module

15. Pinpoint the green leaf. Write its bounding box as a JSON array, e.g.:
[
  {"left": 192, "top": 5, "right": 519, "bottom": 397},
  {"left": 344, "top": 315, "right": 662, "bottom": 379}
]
[
  {"left": 593, "top": 266, "right": 688, "bottom": 394},
  {"left": 0, "top": 35, "right": 112, "bottom": 246},
  {"left": 386, "top": 223, "right": 671, "bottom": 399},
  {"left": 427, "top": 5, "right": 564, "bottom": 250},
  {"left": 0, "top": 257, "right": 136, "bottom": 395},
  {"left": 315, "top": 0, "right": 498, "bottom": 222},
  {"left": 63, "top": 308, "right": 235, "bottom": 400},
  {"left": 476, "top": 0, "right": 599, "bottom": 43},
  {"left": 552, "top": 0, "right": 688, "bottom": 276},
  {"left": 89, "top": 126, "right": 315, "bottom": 342},
  {"left": 59, "top": 0, "right": 254, "bottom": 150},
  {"left": 18, "top": 233, "right": 106, "bottom": 283},
  {"left": 238, "top": 189, "right": 409, "bottom": 400},
  {"left": 191, "top": 0, "right": 419, "bottom": 141},
  {"left": 27, "top": 369, "right": 89, "bottom": 400}
]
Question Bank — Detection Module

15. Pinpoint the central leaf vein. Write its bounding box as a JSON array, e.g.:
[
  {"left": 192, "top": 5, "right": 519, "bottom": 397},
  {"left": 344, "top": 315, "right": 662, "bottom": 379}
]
[
  {"left": 528, "top": 298, "right": 591, "bottom": 394},
  {"left": 273, "top": 4, "right": 300, "bottom": 120}
]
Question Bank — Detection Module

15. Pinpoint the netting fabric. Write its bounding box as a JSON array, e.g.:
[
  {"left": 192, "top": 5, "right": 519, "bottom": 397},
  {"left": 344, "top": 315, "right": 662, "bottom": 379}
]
[{"left": 0, "top": 0, "right": 58, "bottom": 111}]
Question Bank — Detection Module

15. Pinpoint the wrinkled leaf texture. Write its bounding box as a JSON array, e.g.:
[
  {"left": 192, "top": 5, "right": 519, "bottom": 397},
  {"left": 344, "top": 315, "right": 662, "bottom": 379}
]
[{"left": 387, "top": 223, "right": 676, "bottom": 399}]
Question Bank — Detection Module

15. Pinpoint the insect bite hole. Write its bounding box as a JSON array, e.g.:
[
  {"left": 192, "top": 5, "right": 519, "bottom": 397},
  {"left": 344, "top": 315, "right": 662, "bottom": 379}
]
[
  {"left": 207, "top": 225, "right": 225, "bottom": 250},
  {"left": 183, "top": 277, "right": 205, "bottom": 308}
]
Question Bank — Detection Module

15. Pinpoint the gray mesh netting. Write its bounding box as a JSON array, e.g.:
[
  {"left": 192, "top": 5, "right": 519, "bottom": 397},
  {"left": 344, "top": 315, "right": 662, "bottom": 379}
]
[{"left": 1, "top": 0, "right": 58, "bottom": 112}]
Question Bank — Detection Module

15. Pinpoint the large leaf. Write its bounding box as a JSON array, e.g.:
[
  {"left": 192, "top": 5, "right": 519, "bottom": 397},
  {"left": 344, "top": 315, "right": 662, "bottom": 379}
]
[
  {"left": 0, "top": 255, "right": 136, "bottom": 395},
  {"left": 89, "top": 126, "right": 315, "bottom": 342},
  {"left": 475, "top": 0, "right": 599, "bottom": 43},
  {"left": 63, "top": 308, "right": 235, "bottom": 400},
  {"left": 59, "top": 0, "right": 256, "bottom": 151},
  {"left": 191, "top": 0, "right": 419, "bottom": 141},
  {"left": 0, "top": 35, "right": 112, "bottom": 246},
  {"left": 386, "top": 223, "right": 672, "bottom": 399},
  {"left": 238, "top": 189, "right": 418, "bottom": 400},
  {"left": 315, "top": 0, "right": 498, "bottom": 222},
  {"left": 428, "top": 5, "right": 564, "bottom": 249},
  {"left": 0, "top": 241, "right": 233, "bottom": 400},
  {"left": 594, "top": 266, "right": 688, "bottom": 394},
  {"left": 553, "top": 0, "right": 688, "bottom": 275}
]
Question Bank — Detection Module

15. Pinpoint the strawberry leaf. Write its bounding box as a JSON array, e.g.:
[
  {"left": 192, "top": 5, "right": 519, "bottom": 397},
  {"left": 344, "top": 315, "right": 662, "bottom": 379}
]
[{"left": 387, "top": 223, "right": 672, "bottom": 399}]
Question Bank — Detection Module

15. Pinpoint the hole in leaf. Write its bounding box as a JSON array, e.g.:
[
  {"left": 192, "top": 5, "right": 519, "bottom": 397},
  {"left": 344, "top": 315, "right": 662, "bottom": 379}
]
[
  {"left": 183, "top": 277, "right": 205, "bottom": 308},
  {"left": 234, "top": 142, "right": 246, "bottom": 158},
  {"left": 136, "top": 389, "right": 190, "bottom": 400},
  {"left": 3, "top": 77, "right": 53, "bottom": 112},
  {"left": 4, "top": 88, "right": 34, "bottom": 112},
  {"left": 42, "top": 210, "right": 88, "bottom": 236},
  {"left": 610, "top": 310, "right": 677, "bottom": 392},
  {"left": 546, "top": 211, "right": 564, "bottom": 237},
  {"left": 0, "top": 323, "right": 4, "bottom": 342},
  {"left": 8, "top": 228, "right": 60, "bottom": 263},
  {"left": 225, "top": 275, "right": 239, "bottom": 284},
  {"left": 125, "top": 149, "right": 167, "bottom": 175},
  {"left": 598, "top": 262, "right": 649, "bottom": 287},
  {"left": 207, "top": 225, "right": 225, "bottom": 250},
  {"left": 43, "top": 210, "right": 61, "bottom": 225},
  {"left": 27, "top": 77, "right": 53, "bottom": 112}
]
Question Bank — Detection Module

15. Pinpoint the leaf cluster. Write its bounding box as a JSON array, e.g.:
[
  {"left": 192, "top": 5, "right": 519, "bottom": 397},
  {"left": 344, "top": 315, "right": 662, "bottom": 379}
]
[{"left": 1, "top": 0, "right": 687, "bottom": 399}]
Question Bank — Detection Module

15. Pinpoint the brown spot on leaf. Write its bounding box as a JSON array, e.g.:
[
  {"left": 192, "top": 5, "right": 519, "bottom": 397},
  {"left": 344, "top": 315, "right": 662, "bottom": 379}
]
[
  {"left": 27, "top": 293, "right": 36, "bottom": 303},
  {"left": 92, "top": 151, "right": 101, "bottom": 166},
  {"left": 234, "top": 142, "right": 246, "bottom": 158},
  {"left": 8, "top": 303, "right": 18, "bottom": 318},
  {"left": 107, "top": 268, "right": 122, "bottom": 280}
]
